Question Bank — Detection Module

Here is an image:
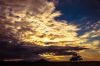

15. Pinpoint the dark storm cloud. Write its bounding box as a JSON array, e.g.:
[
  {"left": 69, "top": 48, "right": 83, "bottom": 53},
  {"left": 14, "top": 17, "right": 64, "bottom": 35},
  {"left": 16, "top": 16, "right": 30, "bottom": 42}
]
[
  {"left": 43, "top": 46, "right": 88, "bottom": 52},
  {"left": 0, "top": 41, "right": 41, "bottom": 61},
  {"left": 54, "top": 51, "right": 76, "bottom": 55},
  {"left": 0, "top": 40, "right": 88, "bottom": 61}
]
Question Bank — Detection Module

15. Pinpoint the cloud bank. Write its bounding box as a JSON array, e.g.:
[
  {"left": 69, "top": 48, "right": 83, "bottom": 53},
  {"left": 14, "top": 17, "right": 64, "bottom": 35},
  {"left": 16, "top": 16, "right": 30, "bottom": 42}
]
[{"left": 0, "top": 0, "right": 100, "bottom": 61}]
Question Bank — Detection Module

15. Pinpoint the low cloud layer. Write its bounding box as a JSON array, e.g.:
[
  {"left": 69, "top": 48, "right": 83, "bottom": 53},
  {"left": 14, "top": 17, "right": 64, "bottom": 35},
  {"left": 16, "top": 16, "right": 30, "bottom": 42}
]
[{"left": 0, "top": 41, "right": 87, "bottom": 61}]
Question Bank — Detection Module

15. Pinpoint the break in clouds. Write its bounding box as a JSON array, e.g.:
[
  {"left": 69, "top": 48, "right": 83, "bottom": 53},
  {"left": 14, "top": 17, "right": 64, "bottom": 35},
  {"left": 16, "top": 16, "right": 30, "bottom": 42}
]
[{"left": 0, "top": 0, "right": 100, "bottom": 61}]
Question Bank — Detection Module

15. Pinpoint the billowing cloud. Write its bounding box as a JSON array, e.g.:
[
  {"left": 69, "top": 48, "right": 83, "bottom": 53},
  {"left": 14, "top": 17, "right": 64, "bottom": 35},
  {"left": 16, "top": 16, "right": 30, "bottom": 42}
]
[
  {"left": 0, "top": 0, "right": 100, "bottom": 61},
  {"left": 0, "top": 0, "right": 80, "bottom": 46}
]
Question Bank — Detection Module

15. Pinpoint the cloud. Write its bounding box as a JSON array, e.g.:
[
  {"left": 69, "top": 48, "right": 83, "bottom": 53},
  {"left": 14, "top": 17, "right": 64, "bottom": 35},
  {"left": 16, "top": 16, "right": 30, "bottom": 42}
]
[
  {"left": 0, "top": 41, "right": 41, "bottom": 61},
  {"left": 0, "top": 0, "right": 100, "bottom": 61},
  {"left": 0, "top": 0, "right": 80, "bottom": 46},
  {"left": 0, "top": 41, "right": 87, "bottom": 61}
]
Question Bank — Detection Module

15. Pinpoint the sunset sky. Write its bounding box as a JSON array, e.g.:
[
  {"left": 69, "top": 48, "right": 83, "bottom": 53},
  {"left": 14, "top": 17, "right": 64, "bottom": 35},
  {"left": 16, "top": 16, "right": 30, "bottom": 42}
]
[
  {"left": 0, "top": 0, "right": 100, "bottom": 61},
  {"left": 55, "top": 0, "right": 100, "bottom": 61}
]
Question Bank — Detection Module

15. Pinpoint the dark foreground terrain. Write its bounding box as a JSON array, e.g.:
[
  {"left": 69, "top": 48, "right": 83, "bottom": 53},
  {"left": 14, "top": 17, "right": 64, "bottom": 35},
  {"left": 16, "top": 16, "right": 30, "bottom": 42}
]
[{"left": 0, "top": 61, "right": 100, "bottom": 66}]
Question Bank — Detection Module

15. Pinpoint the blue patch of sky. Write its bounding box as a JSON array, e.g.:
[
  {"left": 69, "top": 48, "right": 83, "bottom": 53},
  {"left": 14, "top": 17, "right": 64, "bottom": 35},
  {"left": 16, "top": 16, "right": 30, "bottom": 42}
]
[
  {"left": 55, "top": 0, "right": 100, "bottom": 35},
  {"left": 55, "top": 0, "right": 100, "bottom": 24}
]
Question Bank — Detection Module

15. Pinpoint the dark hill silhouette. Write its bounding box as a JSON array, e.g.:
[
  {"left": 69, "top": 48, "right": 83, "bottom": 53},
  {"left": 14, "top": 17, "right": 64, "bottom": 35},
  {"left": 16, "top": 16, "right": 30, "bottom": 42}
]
[{"left": 34, "top": 59, "right": 49, "bottom": 62}]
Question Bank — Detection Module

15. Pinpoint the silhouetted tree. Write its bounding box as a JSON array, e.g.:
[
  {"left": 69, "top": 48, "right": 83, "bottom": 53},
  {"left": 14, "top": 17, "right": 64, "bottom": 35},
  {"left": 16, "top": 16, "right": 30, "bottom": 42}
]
[{"left": 70, "top": 53, "right": 83, "bottom": 62}]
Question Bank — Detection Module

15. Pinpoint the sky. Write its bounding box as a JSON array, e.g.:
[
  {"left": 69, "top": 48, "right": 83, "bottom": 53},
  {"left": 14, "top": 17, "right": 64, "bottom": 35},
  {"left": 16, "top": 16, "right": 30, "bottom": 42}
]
[
  {"left": 56, "top": 0, "right": 100, "bottom": 61},
  {"left": 56, "top": 0, "right": 100, "bottom": 35},
  {"left": 0, "top": 0, "right": 100, "bottom": 61},
  {"left": 56, "top": 0, "right": 100, "bottom": 22}
]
